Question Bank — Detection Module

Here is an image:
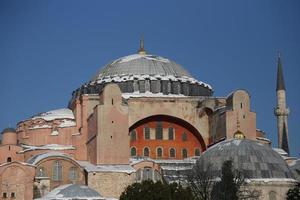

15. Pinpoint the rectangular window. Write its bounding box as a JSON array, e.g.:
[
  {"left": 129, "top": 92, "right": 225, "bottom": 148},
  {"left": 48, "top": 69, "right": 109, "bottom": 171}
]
[
  {"left": 3, "top": 193, "right": 7, "bottom": 198},
  {"left": 11, "top": 193, "right": 15, "bottom": 198},
  {"left": 144, "top": 126, "right": 150, "bottom": 140},
  {"left": 155, "top": 122, "right": 163, "bottom": 140},
  {"left": 168, "top": 127, "right": 174, "bottom": 140}
]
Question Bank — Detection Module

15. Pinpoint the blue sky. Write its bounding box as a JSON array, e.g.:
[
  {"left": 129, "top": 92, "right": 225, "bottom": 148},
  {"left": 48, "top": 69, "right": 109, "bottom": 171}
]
[{"left": 0, "top": 0, "right": 299, "bottom": 156}]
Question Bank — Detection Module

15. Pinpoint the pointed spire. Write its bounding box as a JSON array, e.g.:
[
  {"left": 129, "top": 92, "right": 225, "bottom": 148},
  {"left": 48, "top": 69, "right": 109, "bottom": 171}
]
[
  {"left": 276, "top": 51, "right": 286, "bottom": 91},
  {"left": 137, "top": 34, "right": 146, "bottom": 55}
]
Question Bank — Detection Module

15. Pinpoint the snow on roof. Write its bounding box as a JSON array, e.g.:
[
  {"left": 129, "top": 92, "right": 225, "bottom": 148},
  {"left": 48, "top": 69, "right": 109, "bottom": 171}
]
[
  {"left": 130, "top": 157, "right": 196, "bottom": 165},
  {"left": 256, "top": 137, "right": 271, "bottom": 142},
  {"left": 0, "top": 161, "right": 36, "bottom": 168},
  {"left": 27, "top": 151, "right": 76, "bottom": 165},
  {"left": 31, "top": 108, "right": 75, "bottom": 121},
  {"left": 245, "top": 178, "right": 297, "bottom": 183},
  {"left": 122, "top": 91, "right": 189, "bottom": 99},
  {"left": 35, "top": 184, "right": 104, "bottom": 200},
  {"left": 273, "top": 148, "right": 288, "bottom": 156},
  {"left": 77, "top": 161, "right": 135, "bottom": 174},
  {"left": 93, "top": 74, "right": 212, "bottom": 90},
  {"left": 111, "top": 54, "right": 171, "bottom": 64},
  {"left": 20, "top": 144, "right": 75, "bottom": 153}
]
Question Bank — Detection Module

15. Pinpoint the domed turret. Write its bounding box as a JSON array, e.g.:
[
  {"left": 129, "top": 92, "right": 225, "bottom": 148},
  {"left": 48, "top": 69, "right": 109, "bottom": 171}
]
[
  {"left": 1, "top": 128, "right": 17, "bottom": 145},
  {"left": 197, "top": 139, "right": 292, "bottom": 179}
]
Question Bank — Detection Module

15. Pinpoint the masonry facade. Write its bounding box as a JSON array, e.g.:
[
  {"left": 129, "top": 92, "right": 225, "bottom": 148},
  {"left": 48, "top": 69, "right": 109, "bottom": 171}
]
[{"left": 0, "top": 46, "right": 297, "bottom": 199}]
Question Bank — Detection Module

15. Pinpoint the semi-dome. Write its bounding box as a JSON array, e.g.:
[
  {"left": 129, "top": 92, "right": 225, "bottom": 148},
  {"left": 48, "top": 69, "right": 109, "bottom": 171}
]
[
  {"left": 197, "top": 139, "right": 292, "bottom": 179},
  {"left": 69, "top": 46, "right": 213, "bottom": 106}
]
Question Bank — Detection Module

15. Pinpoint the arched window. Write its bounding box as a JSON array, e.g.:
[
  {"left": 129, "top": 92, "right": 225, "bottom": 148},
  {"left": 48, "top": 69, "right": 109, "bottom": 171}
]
[
  {"left": 269, "top": 191, "right": 277, "bottom": 200},
  {"left": 155, "top": 122, "right": 163, "bottom": 140},
  {"left": 169, "top": 148, "right": 176, "bottom": 158},
  {"left": 7, "top": 157, "right": 12, "bottom": 162},
  {"left": 144, "top": 126, "right": 150, "bottom": 140},
  {"left": 131, "top": 147, "right": 137, "bottom": 156},
  {"left": 157, "top": 147, "right": 163, "bottom": 158},
  {"left": 195, "top": 148, "right": 201, "bottom": 156},
  {"left": 130, "top": 130, "right": 137, "bottom": 141},
  {"left": 37, "top": 167, "right": 46, "bottom": 177},
  {"left": 182, "top": 149, "right": 188, "bottom": 158},
  {"left": 182, "top": 132, "right": 187, "bottom": 141},
  {"left": 168, "top": 127, "right": 174, "bottom": 140},
  {"left": 144, "top": 147, "right": 150, "bottom": 157},
  {"left": 52, "top": 161, "right": 62, "bottom": 181},
  {"left": 68, "top": 167, "right": 78, "bottom": 182}
]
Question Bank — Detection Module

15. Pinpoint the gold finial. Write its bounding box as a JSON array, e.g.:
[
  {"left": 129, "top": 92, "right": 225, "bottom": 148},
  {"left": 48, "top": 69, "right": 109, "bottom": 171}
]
[{"left": 137, "top": 34, "right": 146, "bottom": 55}]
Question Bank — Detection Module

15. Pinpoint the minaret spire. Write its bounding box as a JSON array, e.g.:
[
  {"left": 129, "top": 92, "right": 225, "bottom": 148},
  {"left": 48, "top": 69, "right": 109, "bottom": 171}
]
[
  {"left": 137, "top": 34, "right": 146, "bottom": 55},
  {"left": 274, "top": 52, "right": 290, "bottom": 155},
  {"left": 276, "top": 51, "right": 286, "bottom": 91}
]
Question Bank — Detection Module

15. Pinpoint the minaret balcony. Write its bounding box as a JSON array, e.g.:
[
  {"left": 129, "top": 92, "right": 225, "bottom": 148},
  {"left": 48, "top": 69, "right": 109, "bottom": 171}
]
[{"left": 274, "top": 107, "right": 290, "bottom": 116}]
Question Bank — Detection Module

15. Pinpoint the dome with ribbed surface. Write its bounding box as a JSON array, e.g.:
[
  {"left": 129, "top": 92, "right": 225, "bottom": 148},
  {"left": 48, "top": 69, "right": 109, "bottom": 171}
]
[
  {"left": 69, "top": 51, "right": 213, "bottom": 106},
  {"left": 197, "top": 139, "right": 292, "bottom": 179},
  {"left": 91, "top": 54, "right": 192, "bottom": 81}
]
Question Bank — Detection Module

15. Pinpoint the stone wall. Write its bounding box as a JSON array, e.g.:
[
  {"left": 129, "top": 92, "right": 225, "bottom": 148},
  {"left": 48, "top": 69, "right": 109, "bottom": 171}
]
[{"left": 87, "top": 171, "right": 135, "bottom": 199}]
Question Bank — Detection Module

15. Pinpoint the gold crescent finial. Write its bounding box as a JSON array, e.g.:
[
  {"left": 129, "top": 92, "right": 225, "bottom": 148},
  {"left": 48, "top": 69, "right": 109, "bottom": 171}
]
[{"left": 138, "top": 34, "right": 146, "bottom": 55}]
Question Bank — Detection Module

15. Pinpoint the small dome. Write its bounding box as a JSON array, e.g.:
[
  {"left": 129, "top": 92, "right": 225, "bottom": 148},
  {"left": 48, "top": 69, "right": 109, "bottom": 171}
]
[
  {"left": 1, "top": 128, "right": 16, "bottom": 134},
  {"left": 36, "top": 184, "right": 103, "bottom": 200},
  {"left": 197, "top": 139, "right": 292, "bottom": 179}
]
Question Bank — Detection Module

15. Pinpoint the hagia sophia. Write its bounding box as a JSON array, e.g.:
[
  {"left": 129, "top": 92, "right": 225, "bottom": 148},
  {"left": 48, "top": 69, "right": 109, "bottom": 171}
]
[{"left": 0, "top": 40, "right": 299, "bottom": 200}]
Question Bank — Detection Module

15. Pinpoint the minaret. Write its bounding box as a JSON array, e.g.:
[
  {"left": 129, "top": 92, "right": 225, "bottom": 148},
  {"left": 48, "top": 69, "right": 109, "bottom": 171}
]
[{"left": 274, "top": 52, "right": 290, "bottom": 155}]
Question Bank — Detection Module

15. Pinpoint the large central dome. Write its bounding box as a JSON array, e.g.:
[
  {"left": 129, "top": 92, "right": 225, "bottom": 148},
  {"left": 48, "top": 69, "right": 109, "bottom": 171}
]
[
  {"left": 69, "top": 45, "right": 213, "bottom": 106},
  {"left": 91, "top": 53, "right": 192, "bottom": 81}
]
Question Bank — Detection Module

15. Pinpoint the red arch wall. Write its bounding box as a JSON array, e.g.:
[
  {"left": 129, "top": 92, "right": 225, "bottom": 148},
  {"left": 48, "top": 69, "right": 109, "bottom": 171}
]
[{"left": 129, "top": 115, "right": 206, "bottom": 160}]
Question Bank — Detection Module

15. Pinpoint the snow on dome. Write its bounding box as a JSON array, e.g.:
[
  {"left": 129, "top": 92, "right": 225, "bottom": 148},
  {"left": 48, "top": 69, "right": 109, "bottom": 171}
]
[
  {"left": 91, "top": 53, "right": 193, "bottom": 82},
  {"left": 35, "top": 184, "right": 104, "bottom": 200},
  {"left": 31, "top": 108, "right": 75, "bottom": 121}
]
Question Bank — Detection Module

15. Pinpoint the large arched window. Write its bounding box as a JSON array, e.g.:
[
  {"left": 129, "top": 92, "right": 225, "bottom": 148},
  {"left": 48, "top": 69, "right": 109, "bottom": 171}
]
[
  {"left": 52, "top": 161, "right": 62, "bottom": 181},
  {"left": 144, "top": 147, "right": 150, "bottom": 157},
  {"left": 130, "top": 130, "right": 137, "bottom": 141},
  {"left": 131, "top": 147, "right": 137, "bottom": 156},
  {"left": 182, "top": 149, "right": 188, "bottom": 159},
  {"left": 37, "top": 167, "right": 46, "bottom": 177},
  {"left": 157, "top": 147, "right": 163, "bottom": 158},
  {"left": 168, "top": 127, "right": 174, "bottom": 140},
  {"left": 155, "top": 122, "right": 163, "bottom": 140},
  {"left": 68, "top": 167, "right": 78, "bottom": 182},
  {"left": 144, "top": 126, "right": 150, "bottom": 140},
  {"left": 169, "top": 148, "right": 176, "bottom": 158}
]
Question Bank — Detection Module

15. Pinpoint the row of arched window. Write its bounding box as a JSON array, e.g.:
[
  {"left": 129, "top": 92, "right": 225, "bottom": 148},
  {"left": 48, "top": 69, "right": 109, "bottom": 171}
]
[
  {"left": 130, "top": 147, "right": 201, "bottom": 158},
  {"left": 36, "top": 161, "right": 78, "bottom": 182},
  {"left": 130, "top": 127, "right": 188, "bottom": 141}
]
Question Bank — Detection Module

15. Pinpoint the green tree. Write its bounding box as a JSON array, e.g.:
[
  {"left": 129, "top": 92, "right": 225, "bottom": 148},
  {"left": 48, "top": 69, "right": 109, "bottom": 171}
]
[
  {"left": 120, "top": 180, "right": 194, "bottom": 200},
  {"left": 211, "top": 160, "right": 239, "bottom": 200},
  {"left": 286, "top": 182, "right": 300, "bottom": 200}
]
